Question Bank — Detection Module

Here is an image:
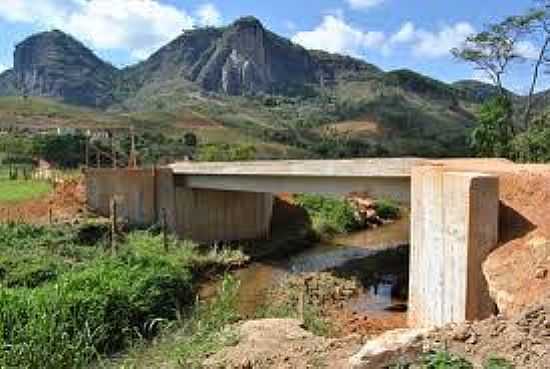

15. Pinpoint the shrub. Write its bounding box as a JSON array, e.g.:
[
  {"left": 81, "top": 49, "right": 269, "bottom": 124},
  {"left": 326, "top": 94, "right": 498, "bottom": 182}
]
[
  {"left": 294, "top": 194, "right": 360, "bottom": 235},
  {"left": 374, "top": 198, "right": 400, "bottom": 219}
]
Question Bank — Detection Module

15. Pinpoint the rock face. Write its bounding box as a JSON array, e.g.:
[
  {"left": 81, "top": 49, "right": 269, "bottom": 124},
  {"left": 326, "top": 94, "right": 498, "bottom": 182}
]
[
  {"left": 130, "top": 17, "right": 321, "bottom": 96},
  {"left": 0, "top": 69, "right": 18, "bottom": 96},
  {"left": 13, "top": 30, "right": 118, "bottom": 107}
]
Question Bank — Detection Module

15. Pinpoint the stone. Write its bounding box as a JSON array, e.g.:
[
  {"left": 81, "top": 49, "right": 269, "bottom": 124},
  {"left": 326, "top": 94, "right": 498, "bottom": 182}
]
[
  {"left": 349, "top": 328, "right": 432, "bottom": 369},
  {"left": 535, "top": 268, "right": 548, "bottom": 280}
]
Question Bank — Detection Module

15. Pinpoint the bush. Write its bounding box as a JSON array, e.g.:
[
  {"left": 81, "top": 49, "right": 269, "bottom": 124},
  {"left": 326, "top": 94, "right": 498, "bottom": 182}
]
[
  {"left": 295, "top": 194, "right": 360, "bottom": 235},
  {"left": 374, "top": 198, "right": 400, "bottom": 219}
]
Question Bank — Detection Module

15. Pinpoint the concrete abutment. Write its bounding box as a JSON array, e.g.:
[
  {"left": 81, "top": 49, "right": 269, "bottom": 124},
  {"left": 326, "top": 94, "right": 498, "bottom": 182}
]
[{"left": 409, "top": 166, "right": 499, "bottom": 327}]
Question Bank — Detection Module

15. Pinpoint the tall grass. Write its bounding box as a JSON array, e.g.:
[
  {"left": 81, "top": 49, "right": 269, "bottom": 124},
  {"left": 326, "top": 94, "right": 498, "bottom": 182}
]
[{"left": 0, "top": 224, "right": 245, "bottom": 369}]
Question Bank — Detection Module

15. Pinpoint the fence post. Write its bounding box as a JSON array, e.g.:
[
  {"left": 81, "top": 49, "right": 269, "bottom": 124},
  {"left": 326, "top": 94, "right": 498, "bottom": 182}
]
[
  {"left": 110, "top": 197, "right": 118, "bottom": 255},
  {"left": 48, "top": 207, "right": 53, "bottom": 225},
  {"left": 162, "top": 208, "right": 168, "bottom": 252}
]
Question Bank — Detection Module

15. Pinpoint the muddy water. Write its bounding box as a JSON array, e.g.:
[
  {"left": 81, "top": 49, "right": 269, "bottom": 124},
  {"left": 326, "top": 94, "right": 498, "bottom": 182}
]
[{"left": 218, "top": 216, "right": 411, "bottom": 318}]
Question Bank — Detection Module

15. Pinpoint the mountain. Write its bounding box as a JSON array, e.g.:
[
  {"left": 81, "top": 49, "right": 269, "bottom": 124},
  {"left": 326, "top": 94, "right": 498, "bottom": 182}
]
[
  {"left": 3, "top": 30, "right": 118, "bottom": 107},
  {"left": 0, "top": 17, "right": 512, "bottom": 158},
  {"left": 122, "top": 16, "right": 383, "bottom": 97}
]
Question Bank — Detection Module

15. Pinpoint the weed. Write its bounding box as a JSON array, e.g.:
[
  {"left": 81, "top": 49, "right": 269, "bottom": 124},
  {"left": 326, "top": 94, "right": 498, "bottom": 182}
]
[
  {"left": 484, "top": 357, "right": 514, "bottom": 369},
  {"left": 422, "top": 351, "right": 473, "bottom": 369}
]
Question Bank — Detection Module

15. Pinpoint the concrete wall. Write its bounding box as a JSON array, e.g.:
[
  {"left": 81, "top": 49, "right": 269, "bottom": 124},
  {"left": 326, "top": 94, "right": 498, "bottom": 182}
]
[
  {"left": 86, "top": 168, "right": 159, "bottom": 225},
  {"left": 409, "top": 166, "right": 499, "bottom": 327},
  {"left": 86, "top": 169, "right": 273, "bottom": 242},
  {"left": 175, "top": 186, "right": 273, "bottom": 242}
]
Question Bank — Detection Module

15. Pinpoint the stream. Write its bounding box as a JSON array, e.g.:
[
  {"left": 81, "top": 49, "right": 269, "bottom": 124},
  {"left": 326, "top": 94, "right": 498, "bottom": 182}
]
[{"left": 203, "top": 216, "right": 411, "bottom": 322}]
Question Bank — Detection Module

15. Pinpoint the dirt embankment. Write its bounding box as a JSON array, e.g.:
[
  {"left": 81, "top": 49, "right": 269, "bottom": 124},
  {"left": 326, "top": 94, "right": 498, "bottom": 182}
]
[{"left": 484, "top": 171, "right": 550, "bottom": 317}]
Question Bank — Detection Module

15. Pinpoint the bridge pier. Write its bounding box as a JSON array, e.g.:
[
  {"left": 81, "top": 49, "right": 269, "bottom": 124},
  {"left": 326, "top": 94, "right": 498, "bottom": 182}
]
[{"left": 409, "top": 166, "right": 499, "bottom": 327}]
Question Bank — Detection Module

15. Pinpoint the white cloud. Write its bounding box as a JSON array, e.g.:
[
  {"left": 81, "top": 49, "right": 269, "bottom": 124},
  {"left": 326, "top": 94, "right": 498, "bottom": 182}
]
[
  {"left": 386, "top": 21, "right": 475, "bottom": 58},
  {"left": 0, "top": 0, "right": 197, "bottom": 61},
  {"left": 414, "top": 22, "right": 475, "bottom": 58},
  {"left": 196, "top": 3, "right": 222, "bottom": 27},
  {"left": 390, "top": 22, "right": 415, "bottom": 44},
  {"left": 292, "top": 16, "right": 474, "bottom": 60},
  {"left": 292, "top": 15, "right": 385, "bottom": 56},
  {"left": 516, "top": 41, "right": 539, "bottom": 60},
  {"left": 346, "top": 0, "right": 386, "bottom": 10},
  {"left": 0, "top": 63, "right": 8, "bottom": 73}
]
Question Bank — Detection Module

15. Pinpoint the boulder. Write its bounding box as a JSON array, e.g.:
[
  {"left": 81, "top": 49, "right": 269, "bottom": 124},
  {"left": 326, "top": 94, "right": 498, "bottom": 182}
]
[{"left": 349, "top": 328, "right": 431, "bottom": 369}]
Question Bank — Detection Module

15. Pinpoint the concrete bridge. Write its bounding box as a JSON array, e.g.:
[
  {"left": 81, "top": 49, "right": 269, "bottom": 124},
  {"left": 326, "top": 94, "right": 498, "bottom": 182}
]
[{"left": 86, "top": 158, "right": 528, "bottom": 328}]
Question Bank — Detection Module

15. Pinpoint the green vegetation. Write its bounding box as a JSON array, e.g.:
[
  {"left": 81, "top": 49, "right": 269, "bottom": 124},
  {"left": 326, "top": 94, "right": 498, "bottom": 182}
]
[
  {"left": 422, "top": 351, "right": 473, "bottom": 369},
  {"left": 294, "top": 194, "right": 360, "bottom": 236},
  {"left": 374, "top": 198, "right": 401, "bottom": 219},
  {"left": 453, "top": 2, "right": 550, "bottom": 163},
  {"left": 0, "top": 179, "right": 52, "bottom": 203},
  {"left": 484, "top": 357, "right": 515, "bottom": 369},
  {"left": 197, "top": 143, "right": 257, "bottom": 161},
  {"left": 0, "top": 223, "right": 246, "bottom": 369}
]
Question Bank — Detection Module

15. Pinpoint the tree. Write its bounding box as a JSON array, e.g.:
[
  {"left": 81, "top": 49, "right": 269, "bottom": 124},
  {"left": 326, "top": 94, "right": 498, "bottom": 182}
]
[
  {"left": 470, "top": 96, "right": 514, "bottom": 157},
  {"left": 452, "top": 14, "right": 536, "bottom": 96}
]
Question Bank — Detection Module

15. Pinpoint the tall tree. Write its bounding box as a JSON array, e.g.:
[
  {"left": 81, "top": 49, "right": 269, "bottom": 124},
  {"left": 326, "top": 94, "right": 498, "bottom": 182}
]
[{"left": 452, "top": 15, "right": 536, "bottom": 96}]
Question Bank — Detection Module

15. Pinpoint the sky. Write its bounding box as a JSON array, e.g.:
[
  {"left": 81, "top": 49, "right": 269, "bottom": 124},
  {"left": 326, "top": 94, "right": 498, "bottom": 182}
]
[{"left": 0, "top": 0, "right": 543, "bottom": 93}]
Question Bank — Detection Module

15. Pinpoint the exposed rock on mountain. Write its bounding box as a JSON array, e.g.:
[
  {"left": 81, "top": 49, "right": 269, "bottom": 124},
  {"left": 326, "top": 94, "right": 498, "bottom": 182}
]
[
  {"left": 13, "top": 30, "right": 118, "bottom": 107},
  {"left": 127, "top": 17, "right": 320, "bottom": 96},
  {"left": 0, "top": 69, "right": 17, "bottom": 97}
]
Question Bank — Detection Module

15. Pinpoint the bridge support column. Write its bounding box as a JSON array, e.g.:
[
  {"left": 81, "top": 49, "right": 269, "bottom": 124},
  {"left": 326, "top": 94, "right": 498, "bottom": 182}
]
[{"left": 409, "top": 166, "right": 499, "bottom": 327}]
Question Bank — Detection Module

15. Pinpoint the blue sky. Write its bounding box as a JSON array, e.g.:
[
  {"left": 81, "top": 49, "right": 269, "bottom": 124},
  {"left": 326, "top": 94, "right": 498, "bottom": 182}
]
[{"left": 0, "top": 0, "right": 542, "bottom": 93}]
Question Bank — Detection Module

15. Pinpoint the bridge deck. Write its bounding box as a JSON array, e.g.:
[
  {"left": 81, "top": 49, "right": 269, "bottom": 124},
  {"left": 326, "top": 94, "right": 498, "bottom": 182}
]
[{"left": 170, "top": 158, "right": 428, "bottom": 177}]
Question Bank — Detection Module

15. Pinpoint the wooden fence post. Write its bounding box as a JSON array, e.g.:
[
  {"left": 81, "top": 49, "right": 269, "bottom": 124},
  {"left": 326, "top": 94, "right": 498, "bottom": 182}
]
[{"left": 110, "top": 197, "right": 118, "bottom": 255}]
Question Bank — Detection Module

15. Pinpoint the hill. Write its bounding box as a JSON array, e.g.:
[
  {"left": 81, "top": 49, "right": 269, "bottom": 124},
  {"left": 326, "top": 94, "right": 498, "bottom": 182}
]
[{"left": 0, "top": 17, "right": 506, "bottom": 159}]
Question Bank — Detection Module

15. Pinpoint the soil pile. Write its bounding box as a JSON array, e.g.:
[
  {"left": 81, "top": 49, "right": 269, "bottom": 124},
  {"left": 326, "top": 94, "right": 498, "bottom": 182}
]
[
  {"left": 202, "top": 319, "right": 362, "bottom": 369},
  {"left": 425, "top": 303, "right": 550, "bottom": 369}
]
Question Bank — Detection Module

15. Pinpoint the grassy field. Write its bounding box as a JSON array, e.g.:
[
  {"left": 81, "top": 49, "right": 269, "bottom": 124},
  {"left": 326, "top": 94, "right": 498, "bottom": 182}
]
[{"left": 0, "top": 179, "right": 52, "bottom": 203}]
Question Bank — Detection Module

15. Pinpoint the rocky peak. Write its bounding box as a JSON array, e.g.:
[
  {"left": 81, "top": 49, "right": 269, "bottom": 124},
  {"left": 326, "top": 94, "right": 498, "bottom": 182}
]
[{"left": 14, "top": 30, "right": 118, "bottom": 107}]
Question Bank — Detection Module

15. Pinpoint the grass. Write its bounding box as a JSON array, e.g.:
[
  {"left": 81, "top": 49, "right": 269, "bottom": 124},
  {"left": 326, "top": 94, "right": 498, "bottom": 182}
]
[
  {"left": 0, "top": 179, "right": 52, "bottom": 203},
  {"left": 0, "top": 223, "right": 247, "bottom": 369},
  {"left": 99, "top": 275, "right": 241, "bottom": 369}
]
